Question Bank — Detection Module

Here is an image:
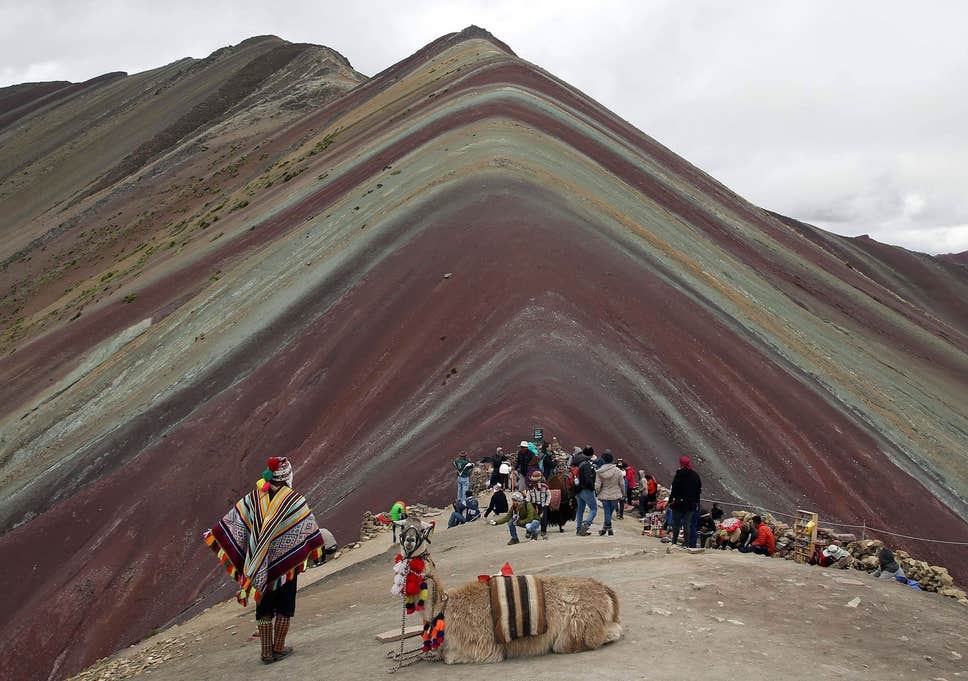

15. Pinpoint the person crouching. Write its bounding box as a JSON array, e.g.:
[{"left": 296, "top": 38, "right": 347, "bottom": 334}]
[{"left": 490, "top": 491, "right": 540, "bottom": 544}]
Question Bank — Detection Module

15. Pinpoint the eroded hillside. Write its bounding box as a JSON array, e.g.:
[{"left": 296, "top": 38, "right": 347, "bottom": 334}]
[{"left": 0, "top": 26, "right": 966, "bottom": 681}]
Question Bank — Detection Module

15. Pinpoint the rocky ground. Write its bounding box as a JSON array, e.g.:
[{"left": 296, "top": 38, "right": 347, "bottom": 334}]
[{"left": 69, "top": 504, "right": 966, "bottom": 681}]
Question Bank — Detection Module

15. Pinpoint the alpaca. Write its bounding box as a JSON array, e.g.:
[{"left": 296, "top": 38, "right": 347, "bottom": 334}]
[{"left": 391, "top": 519, "right": 622, "bottom": 664}]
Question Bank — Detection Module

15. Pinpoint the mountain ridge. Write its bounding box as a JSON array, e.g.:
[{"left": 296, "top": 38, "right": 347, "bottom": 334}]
[{"left": 0, "top": 26, "right": 965, "bottom": 681}]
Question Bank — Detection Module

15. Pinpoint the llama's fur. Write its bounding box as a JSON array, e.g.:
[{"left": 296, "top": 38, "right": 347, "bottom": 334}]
[
  {"left": 395, "top": 519, "right": 622, "bottom": 664},
  {"left": 545, "top": 475, "right": 576, "bottom": 532},
  {"left": 436, "top": 576, "right": 622, "bottom": 663}
]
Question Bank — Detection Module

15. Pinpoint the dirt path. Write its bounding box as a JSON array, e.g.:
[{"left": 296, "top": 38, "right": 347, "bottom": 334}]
[{"left": 73, "top": 516, "right": 967, "bottom": 681}]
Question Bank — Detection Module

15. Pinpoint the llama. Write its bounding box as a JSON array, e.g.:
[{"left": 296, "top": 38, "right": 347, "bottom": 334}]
[
  {"left": 390, "top": 519, "right": 622, "bottom": 664},
  {"left": 545, "top": 474, "right": 577, "bottom": 532}
]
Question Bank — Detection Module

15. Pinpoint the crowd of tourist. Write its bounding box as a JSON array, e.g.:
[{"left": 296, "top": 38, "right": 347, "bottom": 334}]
[{"left": 437, "top": 437, "right": 912, "bottom": 584}]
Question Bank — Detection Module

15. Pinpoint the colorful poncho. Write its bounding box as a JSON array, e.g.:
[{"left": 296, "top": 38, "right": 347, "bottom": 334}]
[{"left": 204, "top": 485, "right": 324, "bottom": 605}]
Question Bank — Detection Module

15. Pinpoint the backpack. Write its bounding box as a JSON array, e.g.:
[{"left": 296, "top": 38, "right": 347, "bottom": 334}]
[
  {"left": 568, "top": 465, "right": 583, "bottom": 495},
  {"left": 578, "top": 460, "right": 596, "bottom": 490},
  {"left": 569, "top": 465, "right": 581, "bottom": 488}
]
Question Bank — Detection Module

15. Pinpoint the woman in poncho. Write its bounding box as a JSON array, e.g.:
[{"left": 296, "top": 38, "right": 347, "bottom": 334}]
[{"left": 204, "top": 457, "right": 324, "bottom": 664}]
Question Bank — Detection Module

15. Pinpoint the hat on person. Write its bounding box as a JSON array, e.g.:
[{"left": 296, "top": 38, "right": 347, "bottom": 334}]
[
  {"left": 511, "top": 492, "right": 524, "bottom": 503},
  {"left": 602, "top": 452, "right": 614, "bottom": 463},
  {"left": 259, "top": 456, "right": 293, "bottom": 491},
  {"left": 530, "top": 470, "right": 543, "bottom": 480},
  {"left": 679, "top": 455, "right": 692, "bottom": 469},
  {"left": 520, "top": 441, "right": 529, "bottom": 447},
  {"left": 493, "top": 483, "right": 503, "bottom": 490}
]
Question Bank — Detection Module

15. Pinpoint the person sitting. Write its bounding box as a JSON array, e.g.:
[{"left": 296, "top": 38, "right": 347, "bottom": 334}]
[
  {"left": 464, "top": 495, "right": 481, "bottom": 522},
  {"left": 739, "top": 515, "right": 775, "bottom": 556},
  {"left": 715, "top": 517, "right": 746, "bottom": 549},
  {"left": 710, "top": 503, "right": 724, "bottom": 522},
  {"left": 483, "top": 484, "right": 509, "bottom": 518},
  {"left": 871, "top": 547, "right": 906, "bottom": 580},
  {"left": 314, "top": 528, "right": 339, "bottom": 567},
  {"left": 697, "top": 508, "right": 717, "bottom": 548},
  {"left": 489, "top": 492, "right": 540, "bottom": 545},
  {"left": 819, "top": 543, "right": 853, "bottom": 569},
  {"left": 447, "top": 499, "right": 469, "bottom": 528},
  {"left": 447, "top": 494, "right": 482, "bottom": 528}
]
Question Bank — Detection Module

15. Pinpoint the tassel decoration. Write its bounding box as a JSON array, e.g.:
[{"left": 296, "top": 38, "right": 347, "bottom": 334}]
[
  {"left": 421, "top": 614, "right": 446, "bottom": 651},
  {"left": 392, "top": 553, "right": 431, "bottom": 617}
]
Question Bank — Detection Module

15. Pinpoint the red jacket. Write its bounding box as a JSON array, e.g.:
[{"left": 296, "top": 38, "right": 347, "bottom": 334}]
[
  {"left": 624, "top": 467, "right": 636, "bottom": 489},
  {"left": 752, "top": 523, "right": 776, "bottom": 556}
]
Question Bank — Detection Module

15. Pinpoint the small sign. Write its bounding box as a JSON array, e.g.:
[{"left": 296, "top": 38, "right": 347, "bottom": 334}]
[{"left": 533, "top": 427, "right": 543, "bottom": 442}]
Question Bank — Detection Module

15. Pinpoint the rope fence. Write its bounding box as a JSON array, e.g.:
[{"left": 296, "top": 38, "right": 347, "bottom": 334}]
[{"left": 699, "top": 497, "right": 968, "bottom": 547}]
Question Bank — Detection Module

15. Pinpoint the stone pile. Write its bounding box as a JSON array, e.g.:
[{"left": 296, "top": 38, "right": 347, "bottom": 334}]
[
  {"left": 357, "top": 503, "right": 444, "bottom": 544},
  {"left": 67, "top": 634, "right": 195, "bottom": 681},
  {"left": 837, "top": 540, "right": 965, "bottom": 601},
  {"left": 702, "top": 512, "right": 965, "bottom": 605}
]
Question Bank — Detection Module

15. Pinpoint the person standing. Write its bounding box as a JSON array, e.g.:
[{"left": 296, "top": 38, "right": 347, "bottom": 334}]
[
  {"left": 639, "top": 471, "right": 658, "bottom": 514},
  {"left": 667, "top": 456, "right": 702, "bottom": 547},
  {"left": 487, "top": 447, "right": 504, "bottom": 488},
  {"left": 453, "top": 451, "right": 474, "bottom": 501},
  {"left": 538, "top": 441, "right": 556, "bottom": 480},
  {"left": 526, "top": 470, "right": 552, "bottom": 539},
  {"left": 497, "top": 455, "right": 511, "bottom": 490},
  {"left": 573, "top": 449, "right": 598, "bottom": 536},
  {"left": 515, "top": 441, "right": 535, "bottom": 491},
  {"left": 710, "top": 502, "right": 724, "bottom": 521},
  {"left": 204, "top": 457, "right": 324, "bottom": 665},
  {"left": 621, "top": 459, "right": 636, "bottom": 509},
  {"left": 594, "top": 452, "right": 625, "bottom": 535}
]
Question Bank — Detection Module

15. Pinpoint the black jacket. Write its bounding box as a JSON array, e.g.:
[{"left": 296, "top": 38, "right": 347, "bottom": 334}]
[
  {"left": 484, "top": 491, "right": 510, "bottom": 517},
  {"left": 669, "top": 467, "right": 702, "bottom": 509},
  {"left": 578, "top": 459, "right": 597, "bottom": 491}
]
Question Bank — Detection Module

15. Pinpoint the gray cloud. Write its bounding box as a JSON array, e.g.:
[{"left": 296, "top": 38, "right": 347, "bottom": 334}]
[{"left": 1, "top": 0, "right": 966, "bottom": 254}]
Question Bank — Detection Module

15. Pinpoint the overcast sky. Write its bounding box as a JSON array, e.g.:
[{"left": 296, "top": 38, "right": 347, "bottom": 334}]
[{"left": 2, "top": 0, "right": 966, "bottom": 255}]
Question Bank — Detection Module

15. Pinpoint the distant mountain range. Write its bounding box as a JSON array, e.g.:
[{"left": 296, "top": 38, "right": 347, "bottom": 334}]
[{"left": 0, "top": 27, "right": 965, "bottom": 681}]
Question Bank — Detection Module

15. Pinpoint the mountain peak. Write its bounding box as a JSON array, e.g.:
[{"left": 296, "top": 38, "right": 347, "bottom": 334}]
[{"left": 1, "top": 26, "right": 966, "bottom": 681}]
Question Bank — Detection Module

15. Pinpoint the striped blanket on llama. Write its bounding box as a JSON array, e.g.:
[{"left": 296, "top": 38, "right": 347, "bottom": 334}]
[
  {"left": 204, "top": 485, "right": 324, "bottom": 605},
  {"left": 488, "top": 575, "right": 547, "bottom": 643}
]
